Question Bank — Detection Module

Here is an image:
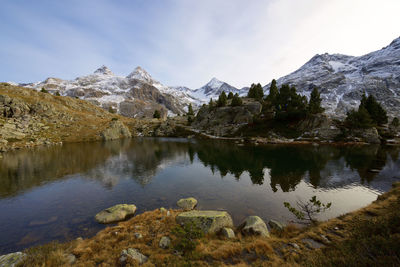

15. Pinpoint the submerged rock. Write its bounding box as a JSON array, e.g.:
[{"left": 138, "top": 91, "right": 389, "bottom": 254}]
[
  {"left": 95, "top": 204, "right": 137, "bottom": 224},
  {"left": 239, "top": 216, "right": 270, "bottom": 237},
  {"left": 177, "top": 197, "right": 198, "bottom": 211},
  {"left": 0, "top": 252, "right": 26, "bottom": 267},
  {"left": 176, "top": 210, "right": 233, "bottom": 234},
  {"left": 119, "top": 248, "right": 148, "bottom": 265}
]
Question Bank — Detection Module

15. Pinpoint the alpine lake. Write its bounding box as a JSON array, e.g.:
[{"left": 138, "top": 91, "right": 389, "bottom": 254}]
[{"left": 0, "top": 137, "right": 399, "bottom": 254}]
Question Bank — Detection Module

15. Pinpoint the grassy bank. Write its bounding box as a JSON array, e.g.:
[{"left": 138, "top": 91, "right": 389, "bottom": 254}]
[{"left": 16, "top": 183, "right": 400, "bottom": 266}]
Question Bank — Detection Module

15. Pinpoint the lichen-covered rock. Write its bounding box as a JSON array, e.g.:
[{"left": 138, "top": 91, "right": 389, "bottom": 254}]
[
  {"left": 119, "top": 248, "right": 148, "bottom": 265},
  {"left": 177, "top": 197, "right": 198, "bottom": 211},
  {"left": 159, "top": 236, "right": 171, "bottom": 249},
  {"left": 0, "top": 252, "right": 25, "bottom": 267},
  {"left": 100, "top": 120, "right": 132, "bottom": 140},
  {"left": 268, "top": 219, "right": 285, "bottom": 231},
  {"left": 239, "top": 216, "right": 270, "bottom": 237},
  {"left": 176, "top": 210, "right": 233, "bottom": 234},
  {"left": 95, "top": 204, "right": 136, "bottom": 223},
  {"left": 221, "top": 227, "right": 235, "bottom": 239}
]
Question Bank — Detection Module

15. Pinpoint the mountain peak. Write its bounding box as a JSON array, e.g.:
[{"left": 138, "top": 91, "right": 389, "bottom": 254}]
[
  {"left": 94, "top": 65, "right": 114, "bottom": 75},
  {"left": 126, "top": 66, "right": 154, "bottom": 82},
  {"left": 205, "top": 77, "right": 224, "bottom": 88}
]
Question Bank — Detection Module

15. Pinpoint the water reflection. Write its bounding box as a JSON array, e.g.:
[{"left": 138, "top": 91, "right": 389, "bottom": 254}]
[{"left": 1, "top": 139, "right": 399, "bottom": 198}]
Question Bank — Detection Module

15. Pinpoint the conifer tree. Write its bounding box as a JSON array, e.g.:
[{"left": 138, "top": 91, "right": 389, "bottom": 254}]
[
  {"left": 391, "top": 117, "right": 399, "bottom": 127},
  {"left": 231, "top": 93, "right": 242, "bottom": 106},
  {"left": 266, "top": 79, "right": 278, "bottom": 104},
  {"left": 187, "top": 103, "right": 194, "bottom": 116},
  {"left": 153, "top": 109, "right": 161, "bottom": 119},
  {"left": 209, "top": 98, "right": 215, "bottom": 109},
  {"left": 227, "top": 91, "right": 234, "bottom": 99},
  {"left": 247, "top": 83, "right": 264, "bottom": 100},
  {"left": 308, "top": 87, "right": 324, "bottom": 114},
  {"left": 217, "top": 91, "right": 227, "bottom": 107}
]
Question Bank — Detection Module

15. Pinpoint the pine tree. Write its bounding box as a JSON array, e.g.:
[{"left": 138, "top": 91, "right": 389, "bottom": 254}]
[
  {"left": 209, "top": 98, "right": 215, "bottom": 109},
  {"left": 153, "top": 109, "right": 161, "bottom": 119},
  {"left": 345, "top": 106, "right": 373, "bottom": 129},
  {"left": 247, "top": 83, "right": 264, "bottom": 100},
  {"left": 231, "top": 93, "right": 242, "bottom": 106},
  {"left": 187, "top": 103, "right": 194, "bottom": 116},
  {"left": 364, "top": 95, "right": 388, "bottom": 125},
  {"left": 308, "top": 87, "right": 324, "bottom": 114},
  {"left": 266, "top": 79, "right": 278, "bottom": 104},
  {"left": 227, "top": 91, "right": 234, "bottom": 99},
  {"left": 391, "top": 117, "right": 399, "bottom": 127},
  {"left": 217, "top": 91, "right": 227, "bottom": 107}
]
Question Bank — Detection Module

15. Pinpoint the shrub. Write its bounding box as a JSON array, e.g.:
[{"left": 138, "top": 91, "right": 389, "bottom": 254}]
[
  {"left": 391, "top": 117, "right": 399, "bottom": 127},
  {"left": 108, "top": 106, "right": 117, "bottom": 114},
  {"left": 172, "top": 222, "right": 204, "bottom": 255},
  {"left": 153, "top": 109, "right": 161, "bottom": 119},
  {"left": 284, "top": 196, "right": 331, "bottom": 224},
  {"left": 40, "top": 88, "right": 49, "bottom": 93},
  {"left": 55, "top": 91, "right": 61, "bottom": 96}
]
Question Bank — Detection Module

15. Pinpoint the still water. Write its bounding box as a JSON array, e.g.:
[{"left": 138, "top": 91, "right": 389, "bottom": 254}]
[{"left": 0, "top": 138, "right": 399, "bottom": 253}]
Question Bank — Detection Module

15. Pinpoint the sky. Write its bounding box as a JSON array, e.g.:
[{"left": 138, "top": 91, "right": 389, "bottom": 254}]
[{"left": 0, "top": 0, "right": 399, "bottom": 89}]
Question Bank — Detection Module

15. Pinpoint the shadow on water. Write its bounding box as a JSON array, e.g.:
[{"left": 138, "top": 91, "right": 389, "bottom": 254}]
[{"left": 0, "top": 138, "right": 399, "bottom": 253}]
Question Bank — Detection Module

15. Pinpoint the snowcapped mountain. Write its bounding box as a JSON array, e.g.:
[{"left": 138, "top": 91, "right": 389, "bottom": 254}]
[
  {"left": 264, "top": 37, "right": 400, "bottom": 118},
  {"left": 190, "top": 77, "right": 246, "bottom": 102},
  {"left": 20, "top": 67, "right": 245, "bottom": 117}
]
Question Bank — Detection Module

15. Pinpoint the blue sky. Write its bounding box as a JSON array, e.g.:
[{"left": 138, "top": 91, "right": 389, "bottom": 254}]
[{"left": 1, "top": 0, "right": 399, "bottom": 88}]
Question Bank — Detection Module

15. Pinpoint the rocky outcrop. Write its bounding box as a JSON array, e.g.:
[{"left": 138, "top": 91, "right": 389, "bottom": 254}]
[
  {"left": 95, "top": 204, "right": 137, "bottom": 224},
  {"left": 221, "top": 227, "right": 235, "bottom": 239},
  {"left": 239, "top": 216, "right": 270, "bottom": 237},
  {"left": 192, "top": 99, "right": 262, "bottom": 136},
  {"left": 176, "top": 210, "right": 233, "bottom": 234},
  {"left": 268, "top": 220, "right": 285, "bottom": 231},
  {"left": 177, "top": 197, "right": 198, "bottom": 211},
  {"left": 100, "top": 120, "right": 132, "bottom": 140},
  {"left": 159, "top": 236, "right": 171, "bottom": 249}
]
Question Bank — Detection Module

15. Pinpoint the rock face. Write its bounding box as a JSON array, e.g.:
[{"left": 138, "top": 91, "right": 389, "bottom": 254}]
[
  {"left": 264, "top": 36, "right": 400, "bottom": 119},
  {"left": 0, "top": 252, "right": 25, "bottom": 267},
  {"left": 95, "top": 204, "right": 137, "bottom": 224},
  {"left": 176, "top": 210, "right": 233, "bottom": 234},
  {"left": 100, "top": 120, "right": 132, "bottom": 140},
  {"left": 177, "top": 197, "right": 198, "bottom": 211},
  {"left": 352, "top": 128, "right": 381, "bottom": 144},
  {"left": 193, "top": 99, "right": 262, "bottom": 136},
  {"left": 239, "top": 216, "right": 270, "bottom": 237},
  {"left": 119, "top": 248, "right": 148, "bottom": 265}
]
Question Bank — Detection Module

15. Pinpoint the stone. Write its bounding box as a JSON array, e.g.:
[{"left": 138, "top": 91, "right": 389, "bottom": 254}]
[
  {"left": 239, "top": 216, "right": 270, "bottom": 237},
  {"left": 100, "top": 121, "right": 132, "bottom": 141},
  {"left": 0, "top": 252, "right": 26, "bottom": 267},
  {"left": 160, "top": 207, "right": 167, "bottom": 213},
  {"left": 301, "top": 238, "right": 325, "bottom": 249},
  {"left": 65, "top": 254, "right": 76, "bottom": 265},
  {"left": 95, "top": 204, "right": 137, "bottom": 224},
  {"left": 159, "top": 236, "right": 171, "bottom": 249},
  {"left": 119, "top": 248, "right": 148, "bottom": 265},
  {"left": 177, "top": 197, "right": 198, "bottom": 211},
  {"left": 176, "top": 210, "right": 233, "bottom": 234},
  {"left": 221, "top": 227, "right": 235, "bottom": 239},
  {"left": 289, "top": 243, "right": 300, "bottom": 250},
  {"left": 268, "top": 219, "right": 285, "bottom": 231},
  {"left": 134, "top": 233, "right": 143, "bottom": 239}
]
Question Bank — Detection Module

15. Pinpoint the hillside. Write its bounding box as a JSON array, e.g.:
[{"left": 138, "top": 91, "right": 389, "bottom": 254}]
[{"left": 0, "top": 83, "right": 134, "bottom": 153}]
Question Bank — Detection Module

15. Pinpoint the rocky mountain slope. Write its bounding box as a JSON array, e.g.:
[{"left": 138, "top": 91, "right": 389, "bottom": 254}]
[
  {"left": 0, "top": 83, "right": 134, "bottom": 153},
  {"left": 264, "top": 37, "right": 400, "bottom": 118},
  {"left": 20, "top": 66, "right": 246, "bottom": 118}
]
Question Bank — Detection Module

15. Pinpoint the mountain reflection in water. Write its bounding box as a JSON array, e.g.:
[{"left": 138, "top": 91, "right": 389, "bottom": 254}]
[{"left": 0, "top": 138, "right": 399, "bottom": 254}]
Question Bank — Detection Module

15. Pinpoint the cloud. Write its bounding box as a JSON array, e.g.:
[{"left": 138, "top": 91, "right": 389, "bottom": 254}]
[{"left": 0, "top": 0, "right": 399, "bottom": 88}]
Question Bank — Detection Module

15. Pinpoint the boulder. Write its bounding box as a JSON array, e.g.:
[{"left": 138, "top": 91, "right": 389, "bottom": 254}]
[
  {"left": 268, "top": 219, "right": 285, "bottom": 231},
  {"left": 177, "top": 197, "right": 198, "bottom": 211},
  {"left": 95, "top": 204, "right": 136, "bottom": 224},
  {"left": 221, "top": 227, "right": 235, "bottom": 239},
  {"left": 239, "top": 216, "right": 270, "bottom": 237},
  {"left": 100, "top": 121, "right": 131, "bottom": 141},
  {"left": 159, "top": 236, "right": 171, "bottom": 249},
  {"left": 119, "top": 248, "right": 147, "bottom": 265},
  {"left": 0, "top": 252, "right": 26, "bottom": 267},
  {"left": 176, "top": 210, "right": 233, "bottom": 234}
]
